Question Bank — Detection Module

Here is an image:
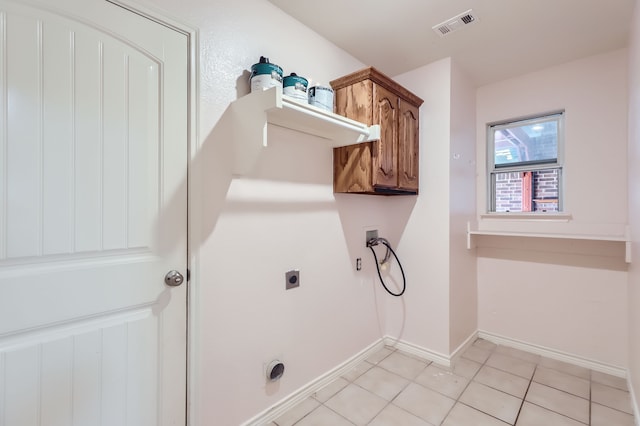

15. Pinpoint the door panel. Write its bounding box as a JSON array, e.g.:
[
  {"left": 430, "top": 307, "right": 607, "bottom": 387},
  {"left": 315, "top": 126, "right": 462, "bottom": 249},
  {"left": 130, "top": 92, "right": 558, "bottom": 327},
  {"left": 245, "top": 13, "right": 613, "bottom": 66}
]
[
  {"left": 398, "top": 100, "right": 419, "bottom": 191},
  {"left": 372, "top": 83, "right": 398, "bottom": 189},
  {"left": 3, "top": 8, "right": 163, "bottom": 259},
  {"left": 0, "top": 0, "right": 187, "bottom": 424}
]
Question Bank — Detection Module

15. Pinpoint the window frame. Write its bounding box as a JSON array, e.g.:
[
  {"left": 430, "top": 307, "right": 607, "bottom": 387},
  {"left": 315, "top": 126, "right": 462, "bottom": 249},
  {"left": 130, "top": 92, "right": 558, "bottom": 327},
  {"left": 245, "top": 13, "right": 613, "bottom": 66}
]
[{"left": 486, "top": 111, "right": 565, "bottom": 213}]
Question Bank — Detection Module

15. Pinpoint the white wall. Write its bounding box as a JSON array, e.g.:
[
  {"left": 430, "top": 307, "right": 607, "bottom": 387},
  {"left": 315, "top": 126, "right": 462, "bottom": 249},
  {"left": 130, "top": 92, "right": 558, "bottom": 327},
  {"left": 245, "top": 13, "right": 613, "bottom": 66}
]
[
  {"left": 388, "top": 59, "right": 477, "bottom": 356},
  {"left": 390, "top": 59, "right": 453, "bottom": 357},
  {"left": 144, "top": 0, "right": 397, "bottom": 424},
  {"left": 134, "top": 0, "right": 637, "bottom": 422},
  {"left": 627, "top": 0, "right": 640, "bottom": 414},
  {"left": 476, "top": 50, "right": 630, "bottom": 367},
  {"left": 449, "top": 62, "right": 478, "bottom": 352}
]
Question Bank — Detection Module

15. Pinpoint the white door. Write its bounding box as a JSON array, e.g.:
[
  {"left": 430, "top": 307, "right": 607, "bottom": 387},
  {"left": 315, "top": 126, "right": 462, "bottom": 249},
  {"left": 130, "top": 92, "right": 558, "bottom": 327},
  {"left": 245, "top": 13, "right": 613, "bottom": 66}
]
[{"left": 0, "top": 0, "right": 188, "bottom": 425}]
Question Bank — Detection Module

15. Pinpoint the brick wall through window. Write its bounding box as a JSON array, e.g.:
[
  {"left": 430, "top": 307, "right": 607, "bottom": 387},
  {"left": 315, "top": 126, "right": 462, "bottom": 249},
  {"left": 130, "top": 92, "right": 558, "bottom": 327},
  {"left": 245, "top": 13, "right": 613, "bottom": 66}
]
[{"left": 494, "top": 169, "right": 559, "bottom": 212}]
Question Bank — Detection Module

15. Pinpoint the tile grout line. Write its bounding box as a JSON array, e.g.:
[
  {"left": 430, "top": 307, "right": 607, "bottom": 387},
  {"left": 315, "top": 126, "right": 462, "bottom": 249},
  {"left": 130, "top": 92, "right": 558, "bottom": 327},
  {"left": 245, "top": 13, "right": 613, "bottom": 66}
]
[
  {"left": 439, "top": 345, "right": 489, "bottom": 425},
  {"left": 519, "top": 369, "right": 593, "bottom": 425},
  {"left": 362, "top": 346, "right": 431, "bottom": 425},
  {"left": 519, "top": 358, "right": 594, "bottom": 425},
  {"left": 447, "top": 342, "right": 603, "bottom": 425},
  {"left": 281, "top": 341, "right": 634, "bottom": 426},
  {"left": 513, "top": 363, "right": 537, "bottom": 425},
  {"left": 321, "top": 403, "right": 356, "bottom": 425},
  {"left": 312, "top": 345, "right": 398, "bottom": 426},
  {"left": 383, "top": 357, "right": 431, "bottom": 424},
  {"left": 456, "top": 342, "right": 520, "bottom": 426},
  {"left": 365, "top": 344, "right": 401, "bottom": 424},
  {"left": 589, "top": 371, "right": 593, "bottom": 426},
  {"left": 481, "top": 346, "right": 599, "bottom": 424},
  {"left": 460, "top": 343, "right": 580, "bottom": 425}
]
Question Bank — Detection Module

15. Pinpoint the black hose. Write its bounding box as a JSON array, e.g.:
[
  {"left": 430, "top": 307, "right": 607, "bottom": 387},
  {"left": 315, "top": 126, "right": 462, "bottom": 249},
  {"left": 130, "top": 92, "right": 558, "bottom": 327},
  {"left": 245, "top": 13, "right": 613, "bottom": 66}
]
[{"left": 368, "top": 240, "right": 406, "bottom": 297}]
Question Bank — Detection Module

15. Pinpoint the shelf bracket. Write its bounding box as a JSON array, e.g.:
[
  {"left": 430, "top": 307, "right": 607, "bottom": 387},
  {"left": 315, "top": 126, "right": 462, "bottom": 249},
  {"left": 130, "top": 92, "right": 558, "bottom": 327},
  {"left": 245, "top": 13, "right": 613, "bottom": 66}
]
[
  {"left": 227, "top": 87, "right": 377, "bottom": 175},
  {"left": 625, "top": 225, "right": 632, "bottom": 264},
  {"left": 467, "top": 221, "right": 632, "bottom": 263},
  {"left": 230, "top": 88, "right": 280, "bottom": 174}
]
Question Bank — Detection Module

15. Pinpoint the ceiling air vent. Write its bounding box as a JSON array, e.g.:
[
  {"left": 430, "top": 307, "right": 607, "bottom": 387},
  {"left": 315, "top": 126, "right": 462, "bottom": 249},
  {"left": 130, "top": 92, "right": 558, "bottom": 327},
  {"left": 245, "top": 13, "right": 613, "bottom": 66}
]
[{"left": 432, "top": 9, "right": 479, "bottom": 37}]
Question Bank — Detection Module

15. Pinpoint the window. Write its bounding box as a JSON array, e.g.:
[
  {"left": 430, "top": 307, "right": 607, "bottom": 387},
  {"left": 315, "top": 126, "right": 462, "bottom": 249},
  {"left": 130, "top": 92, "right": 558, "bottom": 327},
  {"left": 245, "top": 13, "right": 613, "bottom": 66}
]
[{"left": 488, "top": 112, "right": 564, "bottom": 213}]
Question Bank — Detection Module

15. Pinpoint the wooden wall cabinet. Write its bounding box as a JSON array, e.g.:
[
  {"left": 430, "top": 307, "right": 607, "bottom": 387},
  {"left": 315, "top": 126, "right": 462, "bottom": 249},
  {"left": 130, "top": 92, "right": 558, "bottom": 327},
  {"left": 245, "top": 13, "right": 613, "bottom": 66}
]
[{"left": 331, "top": 67, "right": 424, "bottom": 195}]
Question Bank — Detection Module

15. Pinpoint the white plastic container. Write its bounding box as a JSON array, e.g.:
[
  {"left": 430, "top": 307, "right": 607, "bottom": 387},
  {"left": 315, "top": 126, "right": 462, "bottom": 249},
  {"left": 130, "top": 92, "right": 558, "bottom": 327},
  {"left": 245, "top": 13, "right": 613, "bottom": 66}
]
[
  {"left": 283, "top": 73, "right": 308, "bottom": 102},
  {"left": 308, "top": 85, "right": 334, "bottom": 112},
  {"left": 250, "top": 56, "right": 283, "bottom": 92}
]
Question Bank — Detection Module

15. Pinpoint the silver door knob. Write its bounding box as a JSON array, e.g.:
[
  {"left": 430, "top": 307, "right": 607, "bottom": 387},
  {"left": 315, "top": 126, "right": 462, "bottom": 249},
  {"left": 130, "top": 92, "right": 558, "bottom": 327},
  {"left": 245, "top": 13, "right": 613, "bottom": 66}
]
[{"left": 165, "top": 270, "right": 184, "bottom": 287}]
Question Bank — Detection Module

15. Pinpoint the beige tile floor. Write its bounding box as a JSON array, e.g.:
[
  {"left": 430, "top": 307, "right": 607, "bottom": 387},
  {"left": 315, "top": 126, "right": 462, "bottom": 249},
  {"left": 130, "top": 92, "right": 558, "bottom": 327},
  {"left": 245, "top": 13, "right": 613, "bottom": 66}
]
[{"left": 269, "top": 339, "right": 636, "bottom": 425}]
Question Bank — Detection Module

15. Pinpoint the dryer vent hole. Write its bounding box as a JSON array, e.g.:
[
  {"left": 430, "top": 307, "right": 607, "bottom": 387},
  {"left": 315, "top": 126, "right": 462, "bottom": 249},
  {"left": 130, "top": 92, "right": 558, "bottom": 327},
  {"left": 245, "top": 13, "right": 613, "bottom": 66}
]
[{"left": 267, "top": 361, "right": 285, "bottom": 381}]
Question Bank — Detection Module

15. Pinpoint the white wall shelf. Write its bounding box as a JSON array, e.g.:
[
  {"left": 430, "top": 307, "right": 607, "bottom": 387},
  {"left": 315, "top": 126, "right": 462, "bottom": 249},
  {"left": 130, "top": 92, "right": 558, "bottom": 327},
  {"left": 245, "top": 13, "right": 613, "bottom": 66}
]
[
  {"left": 466, "top": 222, "right": 632, "bottom": 263},
  {"left": 228, "top": 86, "right": 380, "bottom": 174}
]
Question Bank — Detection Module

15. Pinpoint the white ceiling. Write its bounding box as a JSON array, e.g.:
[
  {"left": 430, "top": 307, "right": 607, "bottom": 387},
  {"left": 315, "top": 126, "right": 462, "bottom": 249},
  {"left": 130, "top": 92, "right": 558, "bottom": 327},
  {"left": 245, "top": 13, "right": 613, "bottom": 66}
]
[{"left": 267, "top": 0, "right": 637, "bottom": 86}]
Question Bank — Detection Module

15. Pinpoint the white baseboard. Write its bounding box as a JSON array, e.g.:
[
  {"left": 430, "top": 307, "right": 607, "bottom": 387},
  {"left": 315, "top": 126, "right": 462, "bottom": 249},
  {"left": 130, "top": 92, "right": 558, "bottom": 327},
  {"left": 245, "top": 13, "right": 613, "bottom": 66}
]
[
  {"left": 450, "top": 330, "right": 480, "bottom": 363},
  {"left": 382, "top": 335, "right": 453, "bottom": 367},
  {"left": 243, "top": 332, "right": 635, "bottom": 426},
  {"left": 241, "top": 339, "right": 385, "bottom": 426},
  {"left": 628, "top": 374, "right": 640, "bottom": 426},
  {"left": 241, "top": 335, "right": 466, "bottom": 425},
  {"left": 478, "top": 330, "right": 627, "bottom": 378}
]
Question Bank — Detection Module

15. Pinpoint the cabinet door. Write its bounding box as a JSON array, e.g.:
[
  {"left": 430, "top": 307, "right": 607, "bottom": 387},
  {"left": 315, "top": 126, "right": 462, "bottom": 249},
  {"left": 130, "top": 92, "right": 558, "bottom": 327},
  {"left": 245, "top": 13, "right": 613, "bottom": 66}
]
[
  {"left": 372, "top": 84, "right": 398, "bottom": 188},
  {"left": 398, "top": 99, "right": 420, "bottom": 191}
]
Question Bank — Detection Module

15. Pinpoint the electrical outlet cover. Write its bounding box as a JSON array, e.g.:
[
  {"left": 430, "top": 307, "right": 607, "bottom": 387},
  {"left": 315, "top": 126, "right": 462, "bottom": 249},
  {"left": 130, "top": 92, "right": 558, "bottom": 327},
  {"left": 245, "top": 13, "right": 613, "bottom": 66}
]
[
  {"left": 285, "top": 270, "right": 300, "bottom": 290},
  {"left": 366, "top": 229, "right": 378, "bottom": 246}
]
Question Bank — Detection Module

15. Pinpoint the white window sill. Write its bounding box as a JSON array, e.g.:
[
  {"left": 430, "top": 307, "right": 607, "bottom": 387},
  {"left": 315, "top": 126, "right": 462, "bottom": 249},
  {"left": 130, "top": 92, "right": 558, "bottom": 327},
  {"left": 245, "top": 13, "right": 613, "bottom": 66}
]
[{"left": 480, "top": 212, "right": 572, "bottom": 222}]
